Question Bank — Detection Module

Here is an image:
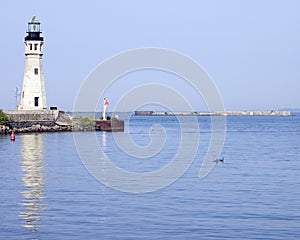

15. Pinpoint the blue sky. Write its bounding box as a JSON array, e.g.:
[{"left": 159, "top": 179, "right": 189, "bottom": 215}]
[{"left": 0, "top": 0, "right": 299, "bottom": 111}]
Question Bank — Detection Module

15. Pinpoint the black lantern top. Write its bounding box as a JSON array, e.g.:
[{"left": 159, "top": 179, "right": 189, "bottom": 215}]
[{"left": 25, "top": 16, "right": 44, "bottom": 41}]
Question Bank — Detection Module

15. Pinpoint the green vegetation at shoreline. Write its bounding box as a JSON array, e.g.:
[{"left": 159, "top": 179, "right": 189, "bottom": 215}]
[
  {"left": 77, "top": 116, "right": 119, "bottom": 127},
  {"left": 79, "top": 116, "right": 97, "bottom": 127},
  {"left": 0, "top": 110, "right": 9, "bottom": 125}
]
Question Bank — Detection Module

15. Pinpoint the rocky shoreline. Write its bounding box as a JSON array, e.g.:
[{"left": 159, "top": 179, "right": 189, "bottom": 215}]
[
  {"left": 0, "top": 123, "right": 72, "bottom": 134},
  {"left": 0, "top": 110, "right": 124, "bottom": 134}
]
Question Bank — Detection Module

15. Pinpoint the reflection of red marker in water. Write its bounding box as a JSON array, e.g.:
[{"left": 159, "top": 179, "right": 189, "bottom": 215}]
[{"left": 10, "top": 131, "right": 15, "bottom": 141}]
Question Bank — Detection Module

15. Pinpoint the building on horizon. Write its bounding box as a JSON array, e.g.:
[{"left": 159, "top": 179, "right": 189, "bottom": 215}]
[{"left": 18, "top": 16, "right": 47, "bottom": 110}]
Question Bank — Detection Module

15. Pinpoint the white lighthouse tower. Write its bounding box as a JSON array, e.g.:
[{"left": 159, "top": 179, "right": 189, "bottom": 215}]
[{"left": 18, "top": 16, "right": 47, "bottom": 110}]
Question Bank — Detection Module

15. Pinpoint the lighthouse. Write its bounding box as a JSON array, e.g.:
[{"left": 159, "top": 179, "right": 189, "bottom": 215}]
[{"left": 18, "top": 16, "right": 47, "bottom": 110}]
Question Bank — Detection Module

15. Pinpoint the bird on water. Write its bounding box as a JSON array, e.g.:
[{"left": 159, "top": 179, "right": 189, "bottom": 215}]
[{"left": 213, "top": 157, "right": 224, "bottom": 163}]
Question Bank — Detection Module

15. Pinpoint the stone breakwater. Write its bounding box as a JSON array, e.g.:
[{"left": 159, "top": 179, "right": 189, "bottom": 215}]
[
  {"left": 1, "top": 110, "right": 124, "bottom": 134},
  {"left": 1, "top": 110, "right": 72, "bottom": 134},
  {"left": 0, "top": 122, "right": 72, "bottom": 134},
  {"left": 135, "top": 110, "right": 292, "bottom": 116}
]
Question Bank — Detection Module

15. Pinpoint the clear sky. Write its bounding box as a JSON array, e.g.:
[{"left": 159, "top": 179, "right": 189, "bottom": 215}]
[{"left": 1, "top": 0, "right": 299, "bottom": 111}]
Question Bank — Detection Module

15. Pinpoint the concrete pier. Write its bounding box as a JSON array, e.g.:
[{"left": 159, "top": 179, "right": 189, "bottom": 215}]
[{"left": 95, "top": 120, "right": 124, "bottom": 132}]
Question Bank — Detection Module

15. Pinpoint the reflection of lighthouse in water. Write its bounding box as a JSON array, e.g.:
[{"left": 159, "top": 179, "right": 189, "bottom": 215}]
[{"left": 19, "top": 134, "right": 46, "bottom": 232}]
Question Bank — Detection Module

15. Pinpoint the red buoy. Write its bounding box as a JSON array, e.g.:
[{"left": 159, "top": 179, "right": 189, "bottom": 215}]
[{"left": 10, "top": 131, "right": 15, "bottom": 141}]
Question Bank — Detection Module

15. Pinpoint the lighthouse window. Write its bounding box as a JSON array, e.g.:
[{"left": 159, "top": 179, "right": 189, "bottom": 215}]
[
  {"left": 34, "top": 68, "right": 39, "bottom": 75},
  {"left": 34, "top": 97, "right": 39, "bottom": 107},
  {"left": 34, "top": 44, "right": 38, "bottom": 50},
  {"left": 29, "top": 44, "right": 33, "bottom": 50}
]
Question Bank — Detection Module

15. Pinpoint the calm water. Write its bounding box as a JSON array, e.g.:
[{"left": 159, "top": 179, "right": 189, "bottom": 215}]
[{"left": 1, "top": 114, "right": 300, "bottom": 239}]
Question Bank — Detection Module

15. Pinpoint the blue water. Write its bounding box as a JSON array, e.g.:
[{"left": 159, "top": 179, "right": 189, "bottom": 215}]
[{"left": 1, "top": 114, "right": 300, "bottom": 239}]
